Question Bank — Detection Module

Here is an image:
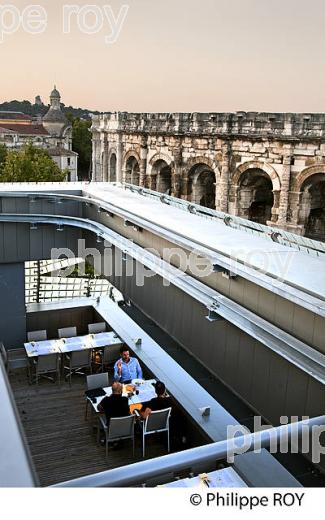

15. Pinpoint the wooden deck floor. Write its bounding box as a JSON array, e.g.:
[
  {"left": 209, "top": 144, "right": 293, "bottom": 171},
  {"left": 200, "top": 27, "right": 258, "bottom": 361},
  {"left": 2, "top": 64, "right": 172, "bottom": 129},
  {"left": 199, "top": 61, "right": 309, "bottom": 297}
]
[{"left": 10, "top": 369, "right": 174, "bottom": 487}]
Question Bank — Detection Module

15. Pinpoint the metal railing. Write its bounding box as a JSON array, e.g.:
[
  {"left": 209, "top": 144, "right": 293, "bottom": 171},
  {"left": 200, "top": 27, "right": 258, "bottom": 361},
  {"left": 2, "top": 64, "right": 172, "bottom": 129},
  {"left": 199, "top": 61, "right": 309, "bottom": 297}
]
[
  {"left": 52, "top": 415, "right": 325, "bottom": 487},
  {"left": 122, "top": 183, "right": 325, "bottom": 258}
]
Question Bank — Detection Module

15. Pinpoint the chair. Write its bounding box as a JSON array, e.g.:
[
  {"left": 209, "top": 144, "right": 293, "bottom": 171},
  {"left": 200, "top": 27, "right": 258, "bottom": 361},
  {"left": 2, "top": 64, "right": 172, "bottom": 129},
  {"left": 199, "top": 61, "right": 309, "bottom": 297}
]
[
  {"left": 64, "top": 349, "right": 92, "bottom": 386},
  {"left": 58, "top": 326, "right": 77, "bottom": 339},
  {"left": 100, "top": 344, "right": 121, "bottom": 372},
  {"left": 98, "top": 415, "right": 135, "bottom": 457},
  {"left": 85, "top": 372, "right": 109, "bottom": 419},
  {"left": 88, "top": 322, "right": 106, "bottom": 334},
  {"left": 140, "top": 407, "right": 171, "bottom": 458},
  {"left": 32, "top": 353, "right": 60, "bottom": 385},
  {"left": 27, "top": 330, "right": 47, "bottom": 342},
  {"left": 0, "top": 341, "right": 28, "bottom": 374}
]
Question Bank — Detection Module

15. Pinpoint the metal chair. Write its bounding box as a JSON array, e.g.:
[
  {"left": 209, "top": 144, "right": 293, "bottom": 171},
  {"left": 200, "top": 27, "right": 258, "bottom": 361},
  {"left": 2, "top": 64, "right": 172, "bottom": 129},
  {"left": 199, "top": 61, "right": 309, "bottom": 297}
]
[
  {"left": 85, "top": 372, "right": 109, "bottom": 419},
  {"left": 32, "top": 353, "right": 61, "bottom": 385},
  {"left": 27, "top": 330, "right": 47, "bottom": 342},
  {"left": 58, "top": 326, "right": 77, "bottom": 339},
  {"left": 140, "top": 407, "right": 171, "bottom": 457},
  {"left": 98, "top": 415, "right": 135, "bottom": 457},
  {"left": 88, "top": 322, "right": 106, "bottom": 334},
  {"left": 64, "top": 349, "right": 92, "bottom": 386},
  {"left": 0, "top": 341, "right": 28, "bottom": 374},
  {"left": 100, "top": 344, "right": 121, "bottom": 372}
]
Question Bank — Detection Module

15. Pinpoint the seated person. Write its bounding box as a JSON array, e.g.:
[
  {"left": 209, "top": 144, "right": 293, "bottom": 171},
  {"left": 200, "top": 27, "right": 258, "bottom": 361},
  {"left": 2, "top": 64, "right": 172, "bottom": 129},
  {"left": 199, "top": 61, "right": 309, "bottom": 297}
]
[
  {"left": 140, "top": 381, "right": 172, "bottom": 419},
  {"left": 114, "top": 345, "right": 143, "bottom": 384},
  {"left": 98, "top": 381, "right": 130, "bottom": 426}
]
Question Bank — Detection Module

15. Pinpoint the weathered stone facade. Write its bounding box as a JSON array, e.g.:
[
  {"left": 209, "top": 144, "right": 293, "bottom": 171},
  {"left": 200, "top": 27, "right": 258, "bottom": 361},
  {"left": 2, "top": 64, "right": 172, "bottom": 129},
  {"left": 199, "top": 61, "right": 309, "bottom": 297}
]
[{"left": 91, "top": 112, "right": 325, "bottom": 240}]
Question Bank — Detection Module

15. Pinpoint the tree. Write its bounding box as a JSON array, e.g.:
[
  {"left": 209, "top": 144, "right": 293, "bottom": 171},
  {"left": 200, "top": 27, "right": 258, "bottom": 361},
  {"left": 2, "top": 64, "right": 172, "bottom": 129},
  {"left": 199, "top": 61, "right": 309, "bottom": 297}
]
[
  {"left": 0, "top": 144, "right": 7, "bottom": 173},
  {"left": 0, "top": 144, "right": 67, "bottom": 182},
  {"left": 71, "top": 118, "right": 92, "bottom": 179}
]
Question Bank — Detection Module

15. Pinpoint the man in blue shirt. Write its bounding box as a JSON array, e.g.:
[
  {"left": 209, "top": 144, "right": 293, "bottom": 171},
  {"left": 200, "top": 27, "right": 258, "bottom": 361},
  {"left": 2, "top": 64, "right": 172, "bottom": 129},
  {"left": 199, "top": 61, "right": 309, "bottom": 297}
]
[{"left": 114, "top": 345, "right": 143, "bottom": 384}]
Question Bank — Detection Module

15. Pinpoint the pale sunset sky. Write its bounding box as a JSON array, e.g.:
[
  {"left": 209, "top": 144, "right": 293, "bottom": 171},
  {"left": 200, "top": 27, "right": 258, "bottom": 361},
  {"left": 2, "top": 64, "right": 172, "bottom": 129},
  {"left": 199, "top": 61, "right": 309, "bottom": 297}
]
[{"left": 0, "top": 0, "right": 324, "bottom": 112}]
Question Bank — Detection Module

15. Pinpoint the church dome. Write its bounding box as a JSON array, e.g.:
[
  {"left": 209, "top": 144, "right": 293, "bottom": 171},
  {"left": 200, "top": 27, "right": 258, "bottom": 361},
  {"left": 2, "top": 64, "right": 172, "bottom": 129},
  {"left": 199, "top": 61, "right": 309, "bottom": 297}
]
[
  {"left": 42, "top": 85, "right": 69, "bottom": 133},
  {"left": 43, "top": 108, "right": 67, "bottom": 123},
  {"left": 50, "top": 86, "right": 60, "bottom": 99}
]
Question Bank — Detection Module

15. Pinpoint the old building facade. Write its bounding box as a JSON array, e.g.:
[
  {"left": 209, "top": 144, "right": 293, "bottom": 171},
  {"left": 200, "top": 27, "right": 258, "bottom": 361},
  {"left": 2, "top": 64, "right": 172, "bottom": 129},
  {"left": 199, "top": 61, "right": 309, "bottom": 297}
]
[{"left": 91, "top": 112, "right": 325, "bottom": 240}]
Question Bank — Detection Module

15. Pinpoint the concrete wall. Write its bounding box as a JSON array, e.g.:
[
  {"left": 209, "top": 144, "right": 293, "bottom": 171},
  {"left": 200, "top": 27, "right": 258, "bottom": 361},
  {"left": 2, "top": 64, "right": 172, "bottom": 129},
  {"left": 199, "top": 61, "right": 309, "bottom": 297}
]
[
  {"left": 27, "top": 306, "right": 96, "bottom": 339},
  {"left": 0, "top": 263, "right": 26, "bottom": 348}
]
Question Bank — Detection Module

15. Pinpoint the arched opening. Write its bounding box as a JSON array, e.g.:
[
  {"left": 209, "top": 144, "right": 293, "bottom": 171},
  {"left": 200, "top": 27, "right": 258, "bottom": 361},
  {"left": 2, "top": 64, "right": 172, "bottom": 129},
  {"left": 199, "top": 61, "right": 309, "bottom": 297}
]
[
  {"left": 188, "top": 164, "right": 216, "bottom": 209},
  {"left": 125, "top": 156, "right": 140, "bottom": 185},
  {"left": 151, "top": 160, "right": 172, "bottom": 194},
  {"left": 237, "top": 168, "right": 274, "bottom": 224},
  {"left": 299, "top": 173, "right": 325, "bottom": 241},
  {"left": 102, "top": 152, "right": 108, "bottom": 182},
  {"left": 109, "top": 153, "right": 117, "bottom": 182}
]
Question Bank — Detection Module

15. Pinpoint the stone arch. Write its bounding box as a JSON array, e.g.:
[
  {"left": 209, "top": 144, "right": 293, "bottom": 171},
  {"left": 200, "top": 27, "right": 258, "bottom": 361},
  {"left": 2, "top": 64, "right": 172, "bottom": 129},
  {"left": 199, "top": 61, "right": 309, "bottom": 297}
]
[
  {"left": 187, "top": 161, "right": 218, "bottom": 209},
  {"left": 233, "top": 161, "right": 281, "bottom": 191},
  {"left": 149, "top": 155, "right": 173, "bottom": 194},
  {"left": 123, "top": 150, "right": 140, "bottom": 185},
  {"left": 232, "top": 162, "right": 278, "bottom": 225},
  {"left": 101, "top": 151, "right": 108, "bottom": 182},
  {"left": 186, "top": 155, "right": 220, "bottom": 177},
  {"left": 294, "top": 164, "right": 325, "bottom": 192},
  {"left": 148, "top": 152, "right": 173, "bottom": 173},
  {"left": 108, "top": 149, "right": 117, "bottom": 182},
  {"left": 296, "top": 168, "right": 325, "bottom": 241}
]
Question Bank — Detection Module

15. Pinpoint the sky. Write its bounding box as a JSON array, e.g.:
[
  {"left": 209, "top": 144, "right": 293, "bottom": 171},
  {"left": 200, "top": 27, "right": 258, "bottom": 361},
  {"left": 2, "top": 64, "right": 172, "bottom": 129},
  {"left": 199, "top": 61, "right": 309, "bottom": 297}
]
[{"left": 0, "top": 0, "right": 324, "bottom": 113}]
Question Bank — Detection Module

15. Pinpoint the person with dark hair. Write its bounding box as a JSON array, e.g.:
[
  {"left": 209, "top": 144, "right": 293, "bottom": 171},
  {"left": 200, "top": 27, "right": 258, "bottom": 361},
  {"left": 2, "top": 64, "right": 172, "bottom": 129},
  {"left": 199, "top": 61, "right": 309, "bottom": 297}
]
[
  {"left": 113, "top": 344, "right": 143, "bottom": 384},
  {"left": 140, "top": 381, "right": 172, "bottom": 419}
]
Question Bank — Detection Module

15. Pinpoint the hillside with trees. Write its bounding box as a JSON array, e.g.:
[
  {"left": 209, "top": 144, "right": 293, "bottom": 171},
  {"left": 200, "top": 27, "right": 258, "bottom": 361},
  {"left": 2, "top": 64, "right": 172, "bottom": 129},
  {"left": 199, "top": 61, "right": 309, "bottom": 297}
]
[{"left": 0, "top": 99, "right": 100, "bottom": 119}]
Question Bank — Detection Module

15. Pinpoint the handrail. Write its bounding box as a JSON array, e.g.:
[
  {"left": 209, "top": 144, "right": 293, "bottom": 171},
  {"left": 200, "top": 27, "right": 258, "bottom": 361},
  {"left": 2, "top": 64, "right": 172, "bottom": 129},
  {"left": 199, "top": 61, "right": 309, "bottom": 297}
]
[
  {"left": 52, "top": 415, "right": 325, "bottom": 487},
  {"left": 122, "top": 183, "right": 325, "bottom": 258}
]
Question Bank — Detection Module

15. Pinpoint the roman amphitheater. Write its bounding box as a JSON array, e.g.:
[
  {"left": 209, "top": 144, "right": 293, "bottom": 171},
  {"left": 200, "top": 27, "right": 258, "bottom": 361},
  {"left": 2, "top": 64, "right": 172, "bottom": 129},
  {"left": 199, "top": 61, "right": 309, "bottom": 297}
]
[{"left": 92, "top": 112, "right": 325, "bottom": 241}]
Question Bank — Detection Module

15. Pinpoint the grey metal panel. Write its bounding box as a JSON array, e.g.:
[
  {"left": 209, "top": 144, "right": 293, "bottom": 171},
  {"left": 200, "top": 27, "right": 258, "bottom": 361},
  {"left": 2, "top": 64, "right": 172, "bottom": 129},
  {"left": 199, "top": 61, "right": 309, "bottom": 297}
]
[
  {"left": 284, "top": 365, "right": 309, "bottom": 418},
  {"left": 313, "top": 315, "right": 325, "bottom": 354},
  {"left": 2, "top": 198, "right": 18, "bottom": 213},
  {"left": 229, "top": 276, "right": 245, "bottom": 303},
  {"left": 243, "top": 279, "right": 260, "bottom": 314},
  {"left": 16, "top": 223, "right": 30, "bottom": 261},
  {"left": 224, "top": 324, "right": 241, "bottom": 387},
  {"left": 211, "top": 322, "right": 227, "bottom": 371},
  {"left": 305, "top": 378, "right": 325, "bottom": 418},
  {"left": 292, "top": 305, "right": 316, "bottom": 346},
  {"left": 266, "top": 352, "right": 290, "bottom": 424},
  {"left": 257, "top": 287, "right": 276, "bottom": 323},
  {"left": 0, "top": 263, "right": 26, "bottom": 348},
  {"left": 0, "top": 224, "right": 4, "bottom": 262},
  {"left": 27, "top": 306, "right": 94, "bottom": 339},
  {"left": 250, "top": 342, "right": 271, "bottom": 414},
  {"left": 236, "top": 335, "right": 256, "bottom": 403},
  {"left": 233, "top": 449, "right": 302, "bottom": 488},
  {"left": 3, "top": 223, "right": 17, "bottom": 261},
  {"left": 29, "top": 226, "right": 44, "bottom": 260},
  {"left": 274, "top": 297, "right": 295, "bottom": 334},
  {"left": 41, "top": 225, "right": 56, "bottom": 259}
]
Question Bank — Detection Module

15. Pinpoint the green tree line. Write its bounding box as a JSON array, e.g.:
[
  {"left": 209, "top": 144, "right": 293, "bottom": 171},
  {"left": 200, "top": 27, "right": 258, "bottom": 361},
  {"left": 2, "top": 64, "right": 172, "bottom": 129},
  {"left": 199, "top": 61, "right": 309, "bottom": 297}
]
[{"left": 0, "top": 144, "right": 66, "bottom": 182}]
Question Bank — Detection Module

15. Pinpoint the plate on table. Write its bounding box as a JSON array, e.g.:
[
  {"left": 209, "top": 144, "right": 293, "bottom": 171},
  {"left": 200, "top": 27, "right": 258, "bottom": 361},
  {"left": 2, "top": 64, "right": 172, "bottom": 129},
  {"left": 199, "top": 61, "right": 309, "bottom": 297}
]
[{"left": 132, "top": 379, "right": 144, "bottom": 386}]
